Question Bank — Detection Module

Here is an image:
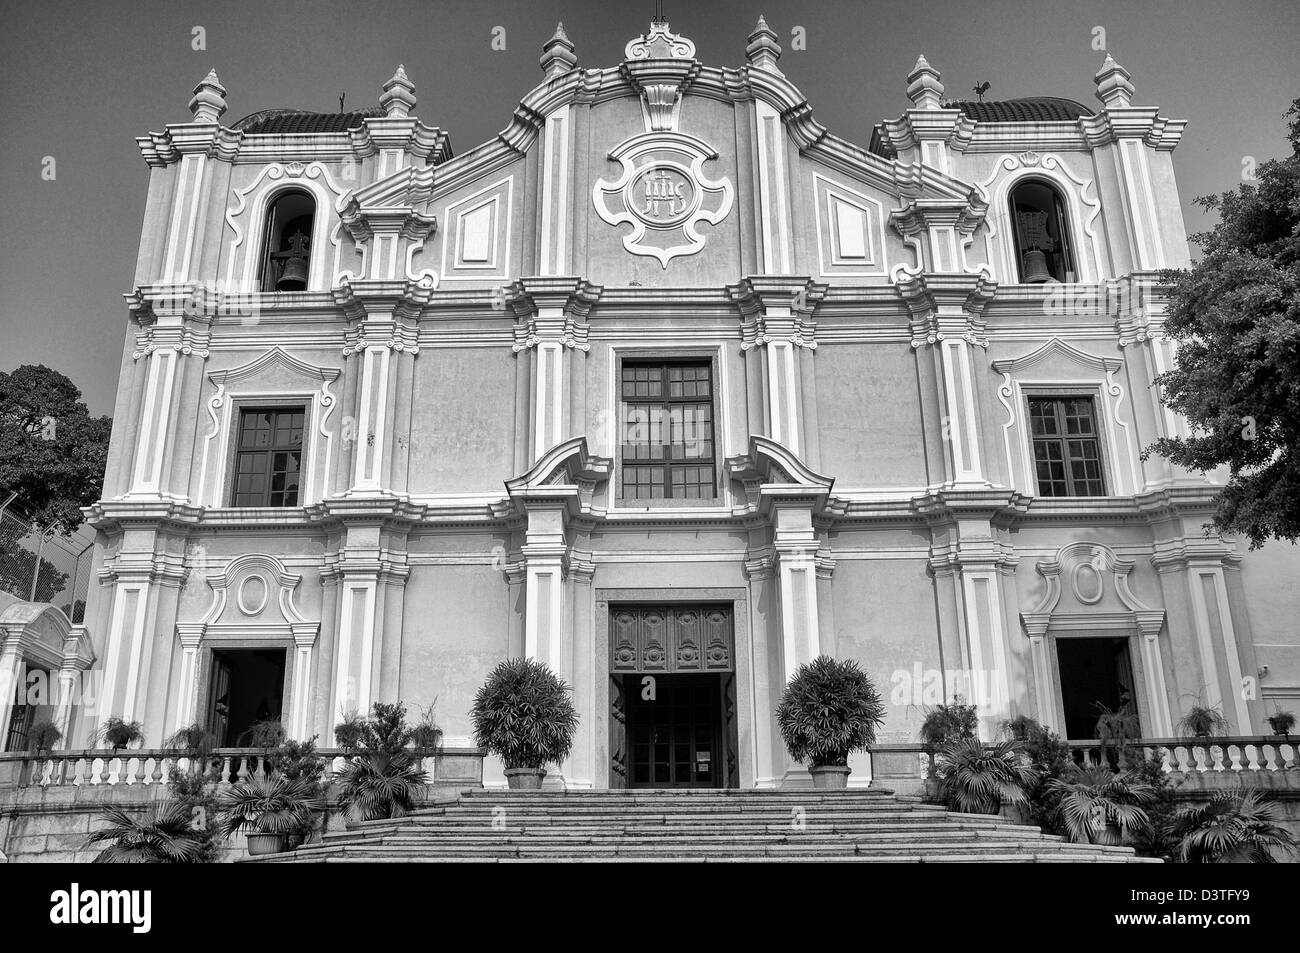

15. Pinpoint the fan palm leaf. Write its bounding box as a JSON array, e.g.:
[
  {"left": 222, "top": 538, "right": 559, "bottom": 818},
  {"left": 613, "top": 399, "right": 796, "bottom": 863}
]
[
  {"left": 335, "top": 752, "right": 428, "bottom": 823},
  {"left": 216, "top": 774, "right": 326, "bottom": 838},
  {"left": 1047, "top": 766, "right": 1154, "bottom": 845},
  {"left": 1172, "top": 791, "right": 1299, "bottom": 863},
  {"left": 84, "top": 803, "right": 206, "bottom": 863},
  {"left": 936, "top": 739, "right": 1036, "bottom": 815}
]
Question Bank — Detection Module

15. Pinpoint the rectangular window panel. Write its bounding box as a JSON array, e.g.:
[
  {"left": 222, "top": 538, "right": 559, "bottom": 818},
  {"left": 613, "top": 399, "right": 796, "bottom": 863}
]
[
  {"left": 1028, "top": 397, "right": 1106, "bottom": 497},
  {"left": 232, "top": 406, "right": 307, "bottom": 507},
  {"left": 620, "top": 360, "right": 717, "bottom": 501}
]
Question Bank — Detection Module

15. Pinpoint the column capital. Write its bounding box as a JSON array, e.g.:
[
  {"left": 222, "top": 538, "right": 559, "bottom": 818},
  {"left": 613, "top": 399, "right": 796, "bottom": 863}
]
[{"left": 508, "top": 276, "right": 603, "bottom": 351}]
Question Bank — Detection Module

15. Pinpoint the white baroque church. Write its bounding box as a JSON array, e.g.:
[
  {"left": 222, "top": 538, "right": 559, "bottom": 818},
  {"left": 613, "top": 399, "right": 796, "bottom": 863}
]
[{"left": 7, "top": 17, "right": 1297, "bottom": 789}]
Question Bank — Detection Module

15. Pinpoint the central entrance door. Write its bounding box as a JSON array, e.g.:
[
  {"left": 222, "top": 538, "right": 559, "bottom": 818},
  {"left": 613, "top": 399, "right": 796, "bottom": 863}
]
[
  {"left": 624, "top": 673, "right": 721, "bottom": 788},
  {"left": 609, "top": 604, "right": 738, "bottom": 789}
]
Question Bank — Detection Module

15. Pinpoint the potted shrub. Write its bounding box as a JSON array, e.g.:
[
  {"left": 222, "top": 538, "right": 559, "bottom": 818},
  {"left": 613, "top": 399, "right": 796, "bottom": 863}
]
[
  {"left": 412, "top": 699, "right": 443, "bottom": 750},
  {"left": 1047, "top": 765, "right": 1155, "bottom": 846},
  {"left": 935, "top": 738, "right": 1036, "bottom": 815},
  {"left": 29, "top": 719, "right": 62, "bottom": 754},
  {"left": 165, "top": 723, "right": 216, "bottom": 758},
  {"left": 1095, "top": 702, "right": 1141, "bottom": 764},
  {"left": 1266, "top": 710, "right": 1296, "bottom": 736},
  {"left": 217, "top": 774, "right": 326, "bottom": 856},
  {"left": 240, "top": 719, "right": 286, "bottom": 750},
  {"left": 335, "top": 702, "right": 430, "bottom": 821},
  {"left": 1001, "top": 714, "right": 1041, "bottom": 742},
  {"left": 471, "top": 658, "right": 579, "bottom": 790},
  {"left": 333, "top": 709, "right": 366, "bottom": 751},
  {"left": 919, "top": 696, "right": 978, "bottom": 746},
  {"left": 1178, "top": 703, "right": 1231, "bottom": 739},
  {"left": 99, "top": 715, "right": 143, "bottom": 753},
  {"left": 776, "top": 655, "right": 886, "bottom": 789},
  {"left": 1171, "top": 791, "right": 1299, "bottom": 863}
]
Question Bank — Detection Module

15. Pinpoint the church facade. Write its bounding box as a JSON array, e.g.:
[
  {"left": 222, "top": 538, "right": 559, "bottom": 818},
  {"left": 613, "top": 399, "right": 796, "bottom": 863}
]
[{"left": 31, "top": 18, "right": 1299, "bottom": 788}]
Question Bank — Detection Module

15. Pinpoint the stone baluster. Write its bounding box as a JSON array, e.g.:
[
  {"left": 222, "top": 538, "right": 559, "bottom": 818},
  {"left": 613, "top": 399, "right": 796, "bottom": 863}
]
[{"left": 134, "top": 756, "right": 147, "bottom": 784}]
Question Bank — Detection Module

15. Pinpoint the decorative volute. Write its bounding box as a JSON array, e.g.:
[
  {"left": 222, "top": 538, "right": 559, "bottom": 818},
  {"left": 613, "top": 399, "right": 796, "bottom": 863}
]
[
  {"left": 188, "top": 69, "right": 227, "bottom": 123},
  {"left": 625, "top": 18, "right": 696, "bottom": 60},
  {"left": 745, "top": 15, "right": 783, "bottom": 75},
  {"left": 380, "top": 64, "right": 416, "bottom": 117},
  {"left": 906, "top": 54, "right": 944, "bottom": 109},
  {"left": 540, "top": 21, "right": 577, "bottom": 77},
  {"left": 1094, "top": 54, "right": 1135, "bottom": 108}
]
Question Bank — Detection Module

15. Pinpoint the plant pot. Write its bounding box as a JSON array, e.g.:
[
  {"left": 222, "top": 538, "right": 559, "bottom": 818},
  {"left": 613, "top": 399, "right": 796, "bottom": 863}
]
[
  {"left": 246, "top": 833, "right": 288, "bottom": 856},
  {"left": 504, "top": 767, "right": 546, "bottom": 790},
  {"left": 809, "top": 765, "right": 851, "bottom": 790}
]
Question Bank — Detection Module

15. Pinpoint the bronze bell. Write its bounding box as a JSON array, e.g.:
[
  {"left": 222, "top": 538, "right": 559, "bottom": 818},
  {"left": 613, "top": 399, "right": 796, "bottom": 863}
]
[
  {"left": 1022, "top": 248, "right": 1052, "bottom": 283},
  {"left": 276, "top": 256, "right": 309, "bottom": 291}
]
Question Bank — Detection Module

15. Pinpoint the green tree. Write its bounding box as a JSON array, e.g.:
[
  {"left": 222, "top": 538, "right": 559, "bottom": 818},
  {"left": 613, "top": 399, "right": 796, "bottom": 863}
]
[
  {"left": 1148, "top": 99, "right": 1300, "bottom": 547},
  {"left": 0, "top": 364, "right": 112, "bottom": 533}
]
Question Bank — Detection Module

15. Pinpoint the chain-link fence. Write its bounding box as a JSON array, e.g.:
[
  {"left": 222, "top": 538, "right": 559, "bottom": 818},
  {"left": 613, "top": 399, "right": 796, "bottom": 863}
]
[{"left": 0, "top": 498, "right": 94, "bottom": 622}]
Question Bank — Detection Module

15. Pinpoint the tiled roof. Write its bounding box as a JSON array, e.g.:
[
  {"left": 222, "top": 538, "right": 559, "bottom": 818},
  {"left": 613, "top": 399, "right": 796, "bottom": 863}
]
[
  {"left": 231, "top": 107, "right": 384, "bottom": 134},
  {"left": 949, "top": 97, "right": 1094, "bottom": 122}
]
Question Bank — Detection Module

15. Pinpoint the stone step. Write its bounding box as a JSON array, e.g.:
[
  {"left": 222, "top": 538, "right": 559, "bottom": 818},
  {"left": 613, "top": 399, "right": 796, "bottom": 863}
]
[
  {"left": 257, "top": 841, "right": 1144, "bottom": 860},
  {"left": 246, "top": 788, "right": 1157, "bottom": 864},
  {"left": 320, "top": 822, "right": 1046, "bottom": 845},
  {"left": 257, "top": 852, "right": 1154, "bottom": 864}
]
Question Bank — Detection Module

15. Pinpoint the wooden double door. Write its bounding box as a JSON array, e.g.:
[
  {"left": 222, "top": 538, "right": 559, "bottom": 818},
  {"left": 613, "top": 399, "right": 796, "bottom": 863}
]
[{"left": 609, "top": 604, "right": 738, "bottom": 789}]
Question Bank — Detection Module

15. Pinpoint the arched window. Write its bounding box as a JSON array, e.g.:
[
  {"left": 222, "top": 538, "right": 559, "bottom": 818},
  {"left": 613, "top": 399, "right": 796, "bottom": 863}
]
[
  {"left": 1009, "top": 180, "right": 1076, "bottom": 283},
  {"left": 258, "top": 190, "right": 315, "bottom": 291}
]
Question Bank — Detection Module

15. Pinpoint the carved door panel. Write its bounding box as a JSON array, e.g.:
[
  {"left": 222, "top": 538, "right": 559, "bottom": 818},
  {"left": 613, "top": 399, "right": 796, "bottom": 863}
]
[{"left": 609, "top": 675, "right": 627, "bottom": 789}]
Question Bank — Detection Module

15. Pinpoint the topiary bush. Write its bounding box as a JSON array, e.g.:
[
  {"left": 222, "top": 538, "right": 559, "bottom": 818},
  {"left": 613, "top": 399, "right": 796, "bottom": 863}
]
[
  {"left": 776, "top": 656, "right": 886, "bottom": 768},
  {"left": 471, "top": 658, "right": 579, "bottom": 770}
]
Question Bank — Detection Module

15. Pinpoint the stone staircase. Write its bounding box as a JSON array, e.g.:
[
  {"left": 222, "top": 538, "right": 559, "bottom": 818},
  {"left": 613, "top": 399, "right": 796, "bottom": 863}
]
[{"left": 244, "top": 788, "right": 1160, "bottom": 862}]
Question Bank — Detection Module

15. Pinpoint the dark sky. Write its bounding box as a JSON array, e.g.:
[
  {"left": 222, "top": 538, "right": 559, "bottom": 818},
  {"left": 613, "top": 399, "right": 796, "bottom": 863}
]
[{"left": 1, "top": 0, "right": 1296, "bottom": 415}]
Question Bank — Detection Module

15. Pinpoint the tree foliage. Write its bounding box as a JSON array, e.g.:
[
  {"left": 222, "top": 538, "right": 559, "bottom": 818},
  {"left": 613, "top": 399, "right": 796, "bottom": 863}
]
[
  {"left": 0, "top": 364, "right": 112, "bottom": 533},
  {"left": 1149, "top": 100, "right": 1300, "bottom": 546}
]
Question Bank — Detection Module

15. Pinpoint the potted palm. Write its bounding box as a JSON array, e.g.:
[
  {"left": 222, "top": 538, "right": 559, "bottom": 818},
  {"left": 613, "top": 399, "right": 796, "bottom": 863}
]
[
  {"left": 84, "top": 803, "right": 210, "bottom": 863},
  {"left": 471, "top": 658, "right": 578, "bottom": 790},
  {"left": 1047, "top": 765, "right": 1155, "bottom": 846},
  {"left": 267, "top": 736, "right": 328, "bottom": 848},
  {"left": 776, "top": 655, "right": 886, "bottom": 789},
  {"left": 335, "top": 702, "right": 430, "bottom": 821},
  {"left": 935, "top": 738, "right": 1036, "bottom": 814},
  {"left": 1171, "top": 791, "right": 1299, "bottom": 863},
  {"left": 217, "top": 774, "right": 326, "bottom": 855}
]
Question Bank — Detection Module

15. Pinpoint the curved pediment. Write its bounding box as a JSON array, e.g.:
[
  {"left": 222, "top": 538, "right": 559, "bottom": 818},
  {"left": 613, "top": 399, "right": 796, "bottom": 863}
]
[
  {"left": 505, "top": 437, "right": 612, "bottom": 493},
  {"left": 727, "top": 435, "right": 834, "bottom": 492},
  {"left": 992, "top": 337, "right": 1122, "bottom": 375},
  {"left": 207, "top": 345, "right": 341, "bottom": 386}
]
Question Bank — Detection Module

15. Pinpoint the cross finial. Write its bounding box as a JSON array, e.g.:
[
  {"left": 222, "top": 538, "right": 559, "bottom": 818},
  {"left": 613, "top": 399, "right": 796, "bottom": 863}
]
[{"left": 654, "top": 0, "right": 665, "bottom": 23}]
